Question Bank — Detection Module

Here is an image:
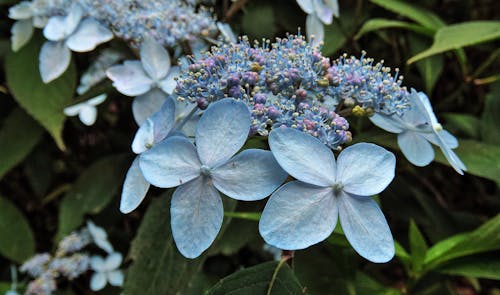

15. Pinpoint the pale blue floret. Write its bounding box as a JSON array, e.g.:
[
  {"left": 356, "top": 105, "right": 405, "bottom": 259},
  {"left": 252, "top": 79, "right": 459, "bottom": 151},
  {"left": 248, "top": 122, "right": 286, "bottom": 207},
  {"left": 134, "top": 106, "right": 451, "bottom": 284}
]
[
  {"left": 370, "top": 89, "right": 466, "bottom": 174},
  {"left": 139, "top": 99, "right": 288, "bottom": 258},
  {"left": 260, "top": 127, "right": 396, "bottom": 263},
  {"left": 89, "top": 252, "right": 124, "bottom": 291},
  {"left": 120, "top": 97, "right": 200, "bottom": 214},
  {"left": 63, "top": 94, "right": 106, "bottom": 126},
  {"left": 106, "top": 37, "right": 180, "bottom": 125},
  {"left": 39, "top": 3, "right": 113, "bottom": 83},
  {"left": 297, "top": 0, "right": 339, "bottom": 46}
]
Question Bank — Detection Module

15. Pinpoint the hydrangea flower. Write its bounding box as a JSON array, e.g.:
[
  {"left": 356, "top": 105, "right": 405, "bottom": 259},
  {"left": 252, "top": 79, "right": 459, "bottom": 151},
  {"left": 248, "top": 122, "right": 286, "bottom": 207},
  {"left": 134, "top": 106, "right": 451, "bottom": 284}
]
[
  {"left": 40, "top": 3, "right": 113, "bottom": 83},
  {"left": 139, "top": 99, "right": 288, "bottom": 258},
  {"left": 20, "top": 254, "right": 52, "bottom": 277},
  {"left": 63, "top": 94, "right": 106, "bottom": 126},
  {"left": 77, "top": 48, "right": 124, "bottom": 95},
  {"left": 56, "top": 228, "right": 91, "bottom": 256},
  {"left": 120, "top": 96, "right": 199, "bottom": 214},
  {"left": 87, "top": 221, "right": 114, "bottom": 253},
  {"left": 297, "top": 0, "right": 339, "bottom": 46},
  {"left": 260, "top": 127, "right": 396, "bottom": 263},
  {"left": 370, "top": 90, "right": 466, "bottom": 174},
  {"left": 49, "top": 254, "right": 90, "bottom": 279},
  {"left": 89, "top": 252, "right": 124, "bottom": 291},
  {"left": 107, "top": 37, "right": 180, "bottom": 125}
]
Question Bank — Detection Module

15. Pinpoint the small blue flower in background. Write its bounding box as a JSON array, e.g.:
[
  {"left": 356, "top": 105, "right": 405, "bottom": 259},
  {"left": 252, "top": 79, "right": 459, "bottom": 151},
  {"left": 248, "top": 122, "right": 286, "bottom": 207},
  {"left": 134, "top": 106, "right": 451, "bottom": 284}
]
[
  {"left": 87, "top": 221, "right": 114, "bottom": 254},
  {"left": 260, "top": 127, "right": 396, "bottom": 263},
  {"left": 89, "top": 252, "right": 124, "bottom": 291},
  {"left": 297, "top": 0, "right": 339, "bottom": 46},
  {"left": 107, "top": 37, "right": 180, "bottom": 125},
  {"left": 77, "top": 48, "right": 124, "bottom": 95},
  {"left": 370, "top": 90, "right": 466, "bottom": 174},
  {"left": 139, "top": 99, "right": 288, "bottom": 258},
  {"left": 63, "top": 94, "right": 106, "bottom": 126}
]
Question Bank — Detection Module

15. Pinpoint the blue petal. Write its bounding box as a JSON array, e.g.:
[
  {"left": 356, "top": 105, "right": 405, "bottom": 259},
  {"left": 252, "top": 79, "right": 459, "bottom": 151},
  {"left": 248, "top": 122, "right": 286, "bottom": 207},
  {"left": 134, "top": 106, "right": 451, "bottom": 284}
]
[
  {"left": 259, "top": 181, "right": 337, "bottom": 250},
  {"left": 313, "top": 0, "right": 334, "bottom": 24},
  {"left": 397, "top": 131, "right": 434, "bottom": 167},
  {"left": 140, "top": 136, "right": 201, "bottom": 188},
  {"left": 120, "top": 157, "right": 150, "bottom": 213},
  {"left": 39, "top": 41, "right": 71, "bottom": 83},
  {"left": 336, "top": 143, "right": 395, "bottom": 196},
  {"left": 306, "top": 14, "right": 324, "bottom": 48},
  {"left": 106, "top": 61, "right": 153, "bottom": 96},
  {"left": 422, "top": 129, "right": 459, "bottom": 149},
  {"left": 196, "top": 99, "right": 251, "bottom": 167},
  {"left": 211, "top": 149, "right": 288, "bottom": 201},
  {"left": 338, "top": 192, "right": 394, "bottom": 263},
  {"left": 435, "top": 134, "right": 467, "bottom": 175},
  {"left": 369, "top": 113, "right": 404, "bottom": 133},
  {"left": 140, "top": 37, "right": 170, "bottom": 81},
  {"left": 43, "top": 4, "right": 83, "bottom": 41},
  {"left": 132, "top": 89, "right": 168, "bottom": 125},
  {"left": 159, "top": 66, "right": 180, "bottom": 94},
  {"left": 131, "top": 118, "right": 154, "bottom": 154},
  {"left": 8, "top": 2, "right": 33, "bottom": 20},
  {"left": 171, "top": 177, "right": 223, "bottom": 258},
  {"left": 66, "top": 18, "right": 113, "bottom": 52},
  {"left": 11, "top": 19, "right": 33, "bottom": 52},
  {"left": 296, "top": 0, "right": 315, "bottom": 14},
  {"left": 268, "top": 127, "right": 336, "bottom": 187}
]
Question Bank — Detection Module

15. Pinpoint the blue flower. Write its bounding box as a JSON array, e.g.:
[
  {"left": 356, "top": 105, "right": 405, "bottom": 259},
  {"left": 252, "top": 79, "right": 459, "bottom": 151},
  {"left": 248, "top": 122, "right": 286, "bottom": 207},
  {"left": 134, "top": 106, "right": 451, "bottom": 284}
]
[
  {"left": 139, "top": 99, "right": 288, "bottom": 258},
  {"left": 39, "top": 3, "right": 113, "bottom": 83},
  {"left": 107, "top": 37, "right": 180, "bottom": 124},
  {"left": 89, "top": 252, "right": 124, "bottom": 291},
  {"left": 370, "top": 90, "right": 466, "bottom": 174},
  {"left": 260, "top": 127, "right": 396, "bottom": 263},
  {"left": 63, "top": 94, "right": 106, "bottom": 126},
  {"left": 297, "top": 0, "right": 339, "bottom": 47}
]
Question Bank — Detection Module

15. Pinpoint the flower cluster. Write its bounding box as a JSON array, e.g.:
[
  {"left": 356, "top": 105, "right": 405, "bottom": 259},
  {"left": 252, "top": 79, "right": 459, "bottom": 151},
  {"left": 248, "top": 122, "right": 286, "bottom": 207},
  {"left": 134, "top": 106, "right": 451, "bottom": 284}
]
[
  {"left": 174, "top": 35, "right": 409, "bottom": 148},
  {"left": 18, "top": 221, "right": 123, "bottom": 295}
]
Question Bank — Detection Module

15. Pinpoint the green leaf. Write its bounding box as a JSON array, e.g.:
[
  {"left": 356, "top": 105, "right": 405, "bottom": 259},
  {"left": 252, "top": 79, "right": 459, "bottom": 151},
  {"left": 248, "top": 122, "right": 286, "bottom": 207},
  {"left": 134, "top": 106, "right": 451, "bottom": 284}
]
[
  {"left": 224, "top": 211, "right": 261, "bottom": 221},
  {"left": 355, "top": 272, "right": 402, "bottom": 295},
  {"left": 409, "top": 219, "right": 428, "bottom": 272},
  {"left": 408, "top": 35, "right": 444, "bottom": 94},
  {"left": 124, "top": 196, "right": 206, "bottom": 294},
  {"left": 207, "top": 261, "right": 303, "bottom": 295},
  {"left": 0, "top": 108, "right": 44, "bottom": 180},
  {"left": 322, "top": 20, "right": 348, "bottom": 56},
  {"left": 241, "top": 4, "right": 276, "bottom": 40},
  {"left": 394, "top": 241, "right": 411, "bottom": 267},
  {"left": 408, "top": 21, "right": 500, "bottom": 64},
  {"left": 5, "top": 34, "right": 76, "bottom": 150},
  {"left": 0, "top": 196, "right": 35, "bottom": 262},
  {"left": 424, "top": 214, "right": 500, "bottom": 270},
  {"left": 481, "top": 82, "right": 500, "bottom": 145},
  {"left": 441, "top": 113, "right": 481, "bottom": 139},
  {"left": 436, "top": 255, "right": 500, "bottom": 280},
  {"left": 355, "top": 19, "right": 433, "bottom": 39},
  {"left": 56, "top": 155, "right": 128, "bottom": 240},
  {"left": 369, "top": 0, "right": 445, "bottom": 30}
]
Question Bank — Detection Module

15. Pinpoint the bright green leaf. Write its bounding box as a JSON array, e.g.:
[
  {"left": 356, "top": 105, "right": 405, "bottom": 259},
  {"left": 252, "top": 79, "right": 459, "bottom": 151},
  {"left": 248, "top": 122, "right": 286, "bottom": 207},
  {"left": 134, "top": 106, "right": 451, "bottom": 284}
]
[
  {"left": 0, "top": 196, "right": 35, "bottom": 263},
  {"left": 0, "top": 108, "right": 44, "bottom": 180},
  {"left": 408, "top": 21, "right": 500, "bottom": 64},
  {"left": 425, "top": 214, "right": 500, "bottom": 269},
  {"left": 5, "top": 34, "right": 76, "bottom": 150},
  {"left": 207, "top": 261, "right": 303, "bottom": 295},
  {"left": 369, "top": 0, "right": 445, "bottom": 30},
  {"left": 436, "top": 255, "right": 500, "bottom": 280},
  {"left": 394, "top": 241, "right": 411, "bottom": 267},
  {"left": 56, "top": 155, "right": 128, "bottom": 240},
  {"left": 355, "top": 19, "right": 433, "bottom": 40},
  {"left": 409, "top": 219, "right": 428, "bottom": 272},
  {"left": 481, "top": 82, "right": 500, "bottom": 144},
  {"left": 408, "top": 35, "right": 444, "bottom": 94}
]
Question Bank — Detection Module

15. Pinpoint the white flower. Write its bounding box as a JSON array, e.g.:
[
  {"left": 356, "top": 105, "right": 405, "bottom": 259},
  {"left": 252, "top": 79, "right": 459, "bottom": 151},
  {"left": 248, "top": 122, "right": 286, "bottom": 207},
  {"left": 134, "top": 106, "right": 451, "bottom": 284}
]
[
  {"left": 39, "top": 3, "right": 113, "bottom": 83},
  {"left": 89, "top": 252, "right": 124, "bottom": 291},
  {"left": 63, "top": 94, "right": 106, "bottom": 126},
  {"left": 86, "top": 221, "right": 114, "bottom": 253}
]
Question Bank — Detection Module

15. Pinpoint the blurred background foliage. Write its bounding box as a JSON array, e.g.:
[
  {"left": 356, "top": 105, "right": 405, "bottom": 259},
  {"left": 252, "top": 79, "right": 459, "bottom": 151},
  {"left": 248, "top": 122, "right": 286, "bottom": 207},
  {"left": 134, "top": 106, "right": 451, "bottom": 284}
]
[{"left": 0, "top": 0, "right": 499, "bottom": 294}]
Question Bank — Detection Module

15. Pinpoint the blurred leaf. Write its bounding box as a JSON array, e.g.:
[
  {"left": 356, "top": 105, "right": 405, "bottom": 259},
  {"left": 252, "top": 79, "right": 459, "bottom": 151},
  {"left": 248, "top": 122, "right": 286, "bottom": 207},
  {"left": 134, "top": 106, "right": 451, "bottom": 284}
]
[
  {"left": 322, "top": 20, "right": 348, "bottom": 56},
  {"left": 424, "top": 214, "right": 500, "bottom": 270},
  {"left": 369, "top": 0, "right": 445, "bottom": 30},
  {"left": 0, "top": 196, "right": 35, "bottom": 262},
  {"left": 207, "top": 261, "right": 303, "bottom": 295},
  {"left": 216, "top": 218, "right": 258, "bottom": 256},
  {"left": 409, "top": 219, "right": 428, "bottom": 272},
  {"left": 124, "top": 195, "right": 205, "bottom": 294},
  {"left": 241, "top": 3, "right": 276, "bottom": 40},
  {"left": 355, "top": 19, "right": 433, "bottom": 39},
  {"left": 436, "top": 254, "right": 500, "bottom": 280},
  {"left": 0, "top": 0, "right": 18, "bottom": 4},
  {"left": 224, "top": 211, "right": 261, "bottom": 221},
  {"left": 5, "top": 34, "right": 76, "bottom": 150},
  {"left": 0, "top": 108, "right": 44, "bottom": 180},
  {"left": 481, "top": 82, "right": 500, "bottom": 144},
  {"left": 394, "top": 241, "right": 411, "bottom": 267},
  {"left": 441, "top": 113, "right": 480, "bottom": 139},
  {"left": 56, "top": 155, "right": 128, "bottom": 240},
  {"left": 408, "top": 35, "right": 444, "bottom": 94},
  {"left": 355, "top": 272, "right": 402, "bottom": 295},
  {"left": 408, "top": 21, "right": 500, "bottom": 64}
]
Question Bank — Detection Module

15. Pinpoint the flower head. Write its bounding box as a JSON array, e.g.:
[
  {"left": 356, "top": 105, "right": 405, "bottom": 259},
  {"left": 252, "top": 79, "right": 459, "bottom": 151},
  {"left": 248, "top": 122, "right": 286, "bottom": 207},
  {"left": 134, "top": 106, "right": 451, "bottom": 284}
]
[
  {"left": 139, "top": 99, "right": 287, "bottom": 258},
  {"left": 260, "top": 127, "right": 396, "bottom": 262},
  {"left": 370, "top": 90, "right": 466, "bottom": 174},
  {"left": 89, "top": 252, "right": 124, "bottom": 291}
]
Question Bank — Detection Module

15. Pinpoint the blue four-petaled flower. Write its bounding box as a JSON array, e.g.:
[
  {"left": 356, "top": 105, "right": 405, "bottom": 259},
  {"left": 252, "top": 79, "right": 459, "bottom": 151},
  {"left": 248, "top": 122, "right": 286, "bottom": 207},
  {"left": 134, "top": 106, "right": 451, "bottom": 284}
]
[
  {"left": 259, "top": 127, "right": 396, "bottom": 263},
  {"left": 139, "top": 99, "right": 288, "bottom": 258}
]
